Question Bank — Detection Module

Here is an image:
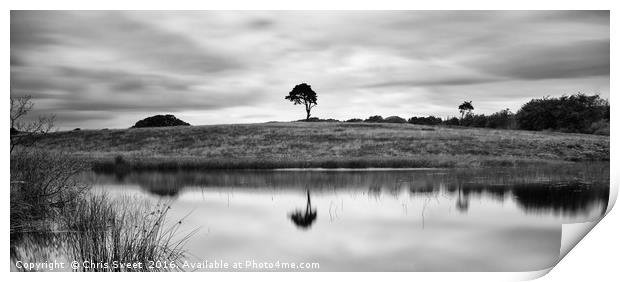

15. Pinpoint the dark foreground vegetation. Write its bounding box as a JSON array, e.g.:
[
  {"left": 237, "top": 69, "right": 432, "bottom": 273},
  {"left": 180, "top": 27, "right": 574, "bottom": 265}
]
[
  {"left": 10, "top": 149, "right": 192, "bottom": 271},
  {"left": 10, "top": 97, "right": 191, "bottom": 272}
]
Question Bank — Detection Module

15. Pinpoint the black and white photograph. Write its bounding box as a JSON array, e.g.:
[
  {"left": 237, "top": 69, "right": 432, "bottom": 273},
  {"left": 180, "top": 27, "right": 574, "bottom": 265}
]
[{"left": 8, "top": 9, "right": 613, "bottom": 275}]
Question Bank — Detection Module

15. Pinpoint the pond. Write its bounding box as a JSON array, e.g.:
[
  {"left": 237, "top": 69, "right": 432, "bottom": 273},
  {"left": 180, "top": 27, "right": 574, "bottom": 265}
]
[{"left": 79, "top": 163, "right": 609, "bottom": 271}]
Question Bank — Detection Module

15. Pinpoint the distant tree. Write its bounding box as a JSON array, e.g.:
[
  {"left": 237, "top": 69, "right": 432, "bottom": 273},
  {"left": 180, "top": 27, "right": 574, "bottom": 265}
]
[
  {"left": 285, "top": 83, "right": 318, "bottom": 121},
  {"left": 10, "top": 95, "right": 55, "bottom": 152},
  {"left": 458, "top": 101, "right": 474, "bottom": 121}
]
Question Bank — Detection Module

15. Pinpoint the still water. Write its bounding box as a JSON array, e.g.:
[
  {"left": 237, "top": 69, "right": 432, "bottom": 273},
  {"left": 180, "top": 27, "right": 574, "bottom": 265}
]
[{"left": 82, "top": 164, "right": 609, "bottom": 271}]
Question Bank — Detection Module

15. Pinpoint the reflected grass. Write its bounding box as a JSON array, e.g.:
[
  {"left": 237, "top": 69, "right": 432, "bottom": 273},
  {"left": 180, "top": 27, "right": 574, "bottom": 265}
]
[{"left": 91, "top": 154, "right": 572, "bottom": 173}]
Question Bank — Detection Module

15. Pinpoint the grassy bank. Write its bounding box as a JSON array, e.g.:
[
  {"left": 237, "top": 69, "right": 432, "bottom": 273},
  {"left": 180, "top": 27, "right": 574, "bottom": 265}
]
[{"left": 36, "top": 122, "right": 610, "bottom": 170}]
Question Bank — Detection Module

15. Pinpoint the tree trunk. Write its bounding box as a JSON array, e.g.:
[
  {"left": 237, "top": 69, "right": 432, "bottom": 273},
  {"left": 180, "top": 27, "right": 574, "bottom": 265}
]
[
  {"left": 306, "top": 190, "right": 312, "bottom": 214},
  {"left": 306, "top": 108, "right": 311, "bottom": 120}
]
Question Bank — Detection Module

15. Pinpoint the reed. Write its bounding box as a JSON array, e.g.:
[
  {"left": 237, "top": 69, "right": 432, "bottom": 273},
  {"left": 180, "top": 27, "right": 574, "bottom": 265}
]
[
  {"left": 10, "top": 149, "right": 194, "bottom": 272},
  {"left": 62, "top": 194, "right": 194, "bottom": 272}
]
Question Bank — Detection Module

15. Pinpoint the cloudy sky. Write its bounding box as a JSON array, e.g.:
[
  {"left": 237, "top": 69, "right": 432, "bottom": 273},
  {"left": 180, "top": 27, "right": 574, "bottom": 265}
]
[{"left": 11, "top": 11, "right": 609, "bottom": 129}]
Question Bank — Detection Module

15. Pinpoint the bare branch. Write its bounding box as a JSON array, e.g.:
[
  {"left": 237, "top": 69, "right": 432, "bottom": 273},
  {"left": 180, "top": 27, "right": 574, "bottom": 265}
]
[{"left": 10, "top": 95, "right": 55, "bottom": 152}]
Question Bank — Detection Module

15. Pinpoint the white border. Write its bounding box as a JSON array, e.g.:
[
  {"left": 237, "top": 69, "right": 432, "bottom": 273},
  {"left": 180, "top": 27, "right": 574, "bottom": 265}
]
[{"left": 2, "top": 1, "right": 617, "bottom": 281}]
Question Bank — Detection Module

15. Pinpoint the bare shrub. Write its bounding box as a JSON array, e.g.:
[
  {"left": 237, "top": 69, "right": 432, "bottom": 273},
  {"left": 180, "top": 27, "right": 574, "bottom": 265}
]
[
  {"left": 10, "top": 149, "right": 89, "bottom": 233},
  {"left": 10, "top": 95, "right": 55, "bottom": 152}
]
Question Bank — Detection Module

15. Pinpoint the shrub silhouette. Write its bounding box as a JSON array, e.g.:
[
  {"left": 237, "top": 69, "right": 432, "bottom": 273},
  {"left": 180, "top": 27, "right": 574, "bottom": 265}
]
[
  {"left": 516, "top": 93, "right": 608, "bottom": 133},
  {"left": 439, "top": 93, "right": 607, "bottom": 134},
  {"left": 384, "top": 116, "right": 407, "bottom": 123},
  {"left": 346, "top": 118, "right": 363, "bottom": 122},
  {"left": 297, "top": 117, "right": 340, "bottom": 122},
  {"left": 486, "top": 109, "right": 516, "bottom": 129},
  {"left": 589, "top": 119, "right": 610, "bottom": 136},
  {"left": 444, "top": 117, "right": 460, "bottom": 126},
  {"left": 132, "top": 114, "right": 190, "bottom": 128},
  {"left": 461, "top": 114, "right": 488, "bottom": 128},
  {"left": 408, "top": 116, "right": 442, "bottom": 125},
  {"left": 364, "top": 115, "right": 384, "bottom": 123}
]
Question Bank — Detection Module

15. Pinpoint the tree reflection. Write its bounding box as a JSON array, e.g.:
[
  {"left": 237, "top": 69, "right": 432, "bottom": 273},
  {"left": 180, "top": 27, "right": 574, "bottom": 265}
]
[
  {"left": 456, "top": 184, "right": 470, "bottom": 213},
  {"left": 92, "top": 166, "right": 610, "bottom": 218},
  {"left": 289, "top": 190, "right": 317, "bottom": 230}
]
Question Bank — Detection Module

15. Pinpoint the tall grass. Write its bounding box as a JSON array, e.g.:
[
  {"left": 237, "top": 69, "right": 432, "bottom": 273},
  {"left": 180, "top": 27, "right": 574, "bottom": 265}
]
[
  {"left": 10, "top": 148, "right": 194, "bottom": 272},
  {"left": 62, "top": 194, "right": 194, "bottom": 272}
]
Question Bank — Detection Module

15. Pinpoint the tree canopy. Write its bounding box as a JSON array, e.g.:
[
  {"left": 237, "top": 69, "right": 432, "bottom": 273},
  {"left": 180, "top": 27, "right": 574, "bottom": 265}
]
[
  {"left": 285, "top": 83, "right": 318, "bottom": 121},
  {"left": 458, "top": 101, "right": 474, "bottom": 119},
  {"left": 515, "top": 93, "right": 609, "bottom": 133}
]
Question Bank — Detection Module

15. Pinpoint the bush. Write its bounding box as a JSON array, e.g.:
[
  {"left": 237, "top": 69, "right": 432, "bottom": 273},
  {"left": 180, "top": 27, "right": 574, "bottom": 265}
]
[
  {"left": 459, "top": 111, "right": 514, "bottom": 129},
  {"left": 444, "top": 117, "right": 460, "bottom": 126},
  {"left": 408, "top": 116, "right": 443, "bottom": 125},
  {"left": 364, "top": 115, "right": 384, "bottom": 123},
  {"left": 516, "top": 93, "right": 608, "bottom": 133},
  {"left": 486, "top": 109, "right": 516, "bottom": 129},
  {"left": 589, "top": 119, "right": 610, "bottom": 136},
  {"left": 323, "top": 118, "right": 340, "bottom": 122},
  {"left": 298, "top": 117, "right": 340, "bottom": 122},
  {"left": 132, "top": 114, "right": 190, "bottom": 128},
  {"left": 346, "top": 118, "right": 363, "bottom": 122},
  {"left": 466, "top": 114, "right": 488, "bottom": 128},
  {"left": 10, "top": 149, "right": 89, "bottom": 232},
  {"left": 383, "top": 116, "right": 407, "bottom": 123}
]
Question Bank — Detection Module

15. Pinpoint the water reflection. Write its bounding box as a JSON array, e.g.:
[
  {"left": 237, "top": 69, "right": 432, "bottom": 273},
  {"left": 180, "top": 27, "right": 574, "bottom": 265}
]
[
  {"left": 42, "top": 163, "right": 608, "bottom": 271},
  {"left": 289, "top": 190, "right": 317, "bottom": 229},
  {"left": 85, "top": 164, "right": 610, "bottom": 220},
  {"left": 456, "top": 185, "right": 469, "bottom": 213}
]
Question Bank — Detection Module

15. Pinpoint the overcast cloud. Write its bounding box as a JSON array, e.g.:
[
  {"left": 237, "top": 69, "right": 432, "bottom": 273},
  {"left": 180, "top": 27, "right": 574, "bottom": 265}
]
[{"left": 11, "top": 11, "right": 609, "bottom": 129}]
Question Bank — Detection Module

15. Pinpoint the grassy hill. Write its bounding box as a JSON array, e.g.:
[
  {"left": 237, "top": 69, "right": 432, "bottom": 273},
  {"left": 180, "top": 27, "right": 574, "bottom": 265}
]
[{"left": 35, "top": 122, "right": 610, "bottom": 170}]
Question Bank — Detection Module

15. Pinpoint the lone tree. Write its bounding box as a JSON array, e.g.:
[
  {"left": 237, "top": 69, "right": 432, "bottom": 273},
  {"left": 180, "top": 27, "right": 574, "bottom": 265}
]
[
  {"left": 285, "top": 83, "right": 318, "bottom": 121},
  {"left": 458, "top": 101, "right": 474, "bottom": 120}
]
